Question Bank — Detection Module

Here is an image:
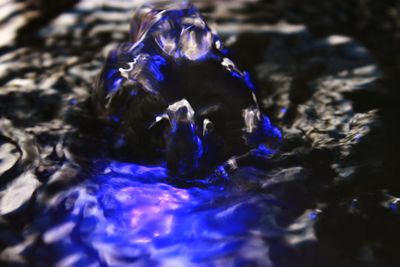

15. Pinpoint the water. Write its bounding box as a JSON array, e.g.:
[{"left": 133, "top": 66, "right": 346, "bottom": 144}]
[
  {"left": 93, "top": 3, "right": 282, "bottom": 178},
  {"left": 0, "top": 0, "right": 389, "bottom": 266},
  {"left": 36, "top": 161, "right": 289, "bottom": 267}
]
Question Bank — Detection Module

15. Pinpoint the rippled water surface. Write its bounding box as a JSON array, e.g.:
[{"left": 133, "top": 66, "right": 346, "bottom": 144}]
[
  {"left": 37, "top": 161, "right": 291, "bottom": 266},
  {"left": 1, "top": 0, "right": 393, "bottom": 266}
]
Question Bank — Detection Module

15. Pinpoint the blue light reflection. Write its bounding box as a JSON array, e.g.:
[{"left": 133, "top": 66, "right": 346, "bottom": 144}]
[{"left": 46, "top": 161, "right": 284, "bottom": 266}]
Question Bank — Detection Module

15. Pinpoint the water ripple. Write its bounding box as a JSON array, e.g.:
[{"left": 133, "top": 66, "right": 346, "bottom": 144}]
[{"left": 40, "top": 161, "right": 284, "bottom": 267}]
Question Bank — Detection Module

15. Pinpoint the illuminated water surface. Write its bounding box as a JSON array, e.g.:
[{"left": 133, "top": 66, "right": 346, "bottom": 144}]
[{"left": 41, "top": 160, "right": 288, "bottom": 267}]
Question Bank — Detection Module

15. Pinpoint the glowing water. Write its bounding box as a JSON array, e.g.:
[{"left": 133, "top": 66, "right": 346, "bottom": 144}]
[{"left": 41, "top": 161, "right": 284, "bottom": 267}]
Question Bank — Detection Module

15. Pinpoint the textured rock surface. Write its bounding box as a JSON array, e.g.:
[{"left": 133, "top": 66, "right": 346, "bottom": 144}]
[{"left": 0, "top": 0, "right": 399, "bottom": 266}]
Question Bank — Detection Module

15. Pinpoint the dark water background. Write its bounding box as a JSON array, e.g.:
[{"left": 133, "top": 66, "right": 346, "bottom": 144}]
[{"left": 1, "top": 0, "right": 400, "bottom": 266}]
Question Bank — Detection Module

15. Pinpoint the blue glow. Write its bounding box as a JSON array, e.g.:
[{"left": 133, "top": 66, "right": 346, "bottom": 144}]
[
  {"left": 243, "top": 72, "right": 256, "bottom": 92},
  {"left": 68, "top": 98, "right": 77, "bottom": 106},
  {"left": 255, "top": 144, "right": 275, "bottom": 157},
  {"left": 152, "top": 54, "right": 167, "bottom": 67},
  {"left": 147, "top": 54, "right": 168, "bottom": 82},
  {"left": 230, "top": 70, "right": 242, "bottom": 79},
  {"left": 107, "top": 115, "right": 120, "bottom": 123},
  {"left": 260, "top": 116, "right": 282, "bottom": 142},
  {"left": 272, "top": 127, "right": 283, "bottom": 141},
  {"left": 149, "top": 59, "right": 165, "bottom": 82},
  {"left": 308, "top": 211, "right": 319, "bottom": 220},
  {"left": 103, "top": 69, "right": 123, "bottom": 93},
  {"left": 389, "top": 199, "right": 399, "bottom": 213},
  {"left": 44, "top": 161, "right": 283, "bottom": 266}
]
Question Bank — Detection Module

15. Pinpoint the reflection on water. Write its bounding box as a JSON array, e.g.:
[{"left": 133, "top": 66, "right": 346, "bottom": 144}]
[{"left": 41, "top": 161, "right": 286, "bottom": 267}]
